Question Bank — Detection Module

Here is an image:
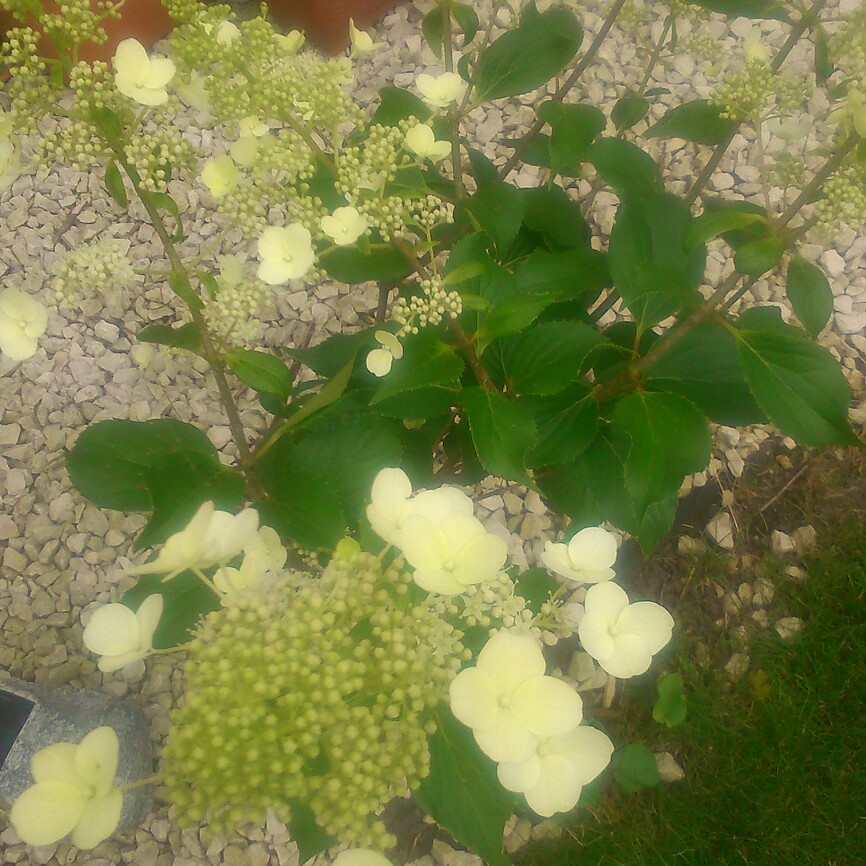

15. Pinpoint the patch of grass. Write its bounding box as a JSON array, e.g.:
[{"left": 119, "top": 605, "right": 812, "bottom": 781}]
[{"left": 516, "top": 449, "right": 866, "bottom": 866}]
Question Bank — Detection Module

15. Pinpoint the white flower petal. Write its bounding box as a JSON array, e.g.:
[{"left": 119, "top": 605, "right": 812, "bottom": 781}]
[
  {"left": 449, "top": 667, "right": 500, "bottom": 731},
  {"left": 567, "top": 527, "right": 618, "bottom": 572},
  {"left": 523, "top": 753, "right": 584, "bottom": 817},
  {"left": 577, "top": 614, "right": 616, "bottom": 664},
  {"left": 541, "top": 541, "right": 583, "bottom": 581},
  {"left": 75, "top": 727, "right": 119, "bottom": 797},
  {"left": 70, "top": 788, "right": 123, "bottom": 850},
  {"left": 412, "top": 566, "right": 467, "bottom": 596},
  {"left": 476, "top": 630, "right": 546, "bottom": 695},
  {"left": 616, "top": 601, "right": 674, "bottom": 655},
  {"left": 451, "top": 531, "right": 508, "bottom": 587},
  {"left": 31, "top": 744, "right": 81, "bottom": 787},
  {"left": 583, "top": 581, "right": 630, "bottom": 621},
  {"left": 365, "top": 348, "right": 394, "bottom": 377},
  {"left": 497, "top": 753, "right": 542, "bottom": 793},
  {"left": 82, "top": 604, "right": 141, "bottom": 657},
  {"left": 474, "top": 712, "right": 538, "bottom": 764},
  {"left": 142, "top": 56, "right": 176, "bottom": 90},
  {"left": 511, "top": 676, "right": 583, "bottom": 738},
  {"left": 547, "top": 725, "right": 615, "bottom": 786},
  {"left": 134, "top": 594, "right": 164, "bottom": 650},
  {"left": 113, "top": 38, "right": 149, "bottom": 82},
  {"left": 400, "top": 514, "right": 449, "bottom": 570},
  {"left": 9, "top": 781, "right": 86, "bottom": 846}
]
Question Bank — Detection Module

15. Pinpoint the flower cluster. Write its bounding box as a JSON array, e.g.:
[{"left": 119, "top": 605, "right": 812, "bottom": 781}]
[
  {"left": 814, "top": 162, "right": 866, "bottom": 235},
  {"left": 0, "top": 287, "right": 48, "bottom": 362},
  {"left": 51, "top": 238, "right": 136, "bottom": 308},
  {"left": 200, "top": 254, "right": 272, "bottom": 348},
  {"left": 392, "top": 275, "right": 462, "bottom": 338},
  {"left": 450, "top": 630, "right": 614, "bottom": 816},
  {"left": 829, "top": 4, "right": 866, "bottom": 82},
  {"left": 163, "top": 540, "right": 465, "bottom": 846}
]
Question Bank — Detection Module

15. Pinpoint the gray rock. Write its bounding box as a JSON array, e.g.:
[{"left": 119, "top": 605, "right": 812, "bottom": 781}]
[
  {"left": 774, "top": 616, "right": 803, "bottom": 640},
  {"left": 0, "top": 677, "right": 154, "bottom": 832},
  {"left": 705, "top": 510, "right": 734, "bottom": 549},
  {"left": 770, "top": 530, "right": 796, "bottom": 554},
  {"left": 654, "top": 751, "right": 685, "bottom": 783}
]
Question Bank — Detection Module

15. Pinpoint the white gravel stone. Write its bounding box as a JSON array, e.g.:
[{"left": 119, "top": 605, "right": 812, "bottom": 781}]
[
  {"left": 706, "top": 510, "right": 735, "bottom": 549},
  {"left": 770, "top": 530, "right": 796, "bottom": 554},
  {"left": 774, "top": 616, "right": 804, "bottom": 640},
  {"left": 655, "top": 752, "right": 685, "bottom": 783}
]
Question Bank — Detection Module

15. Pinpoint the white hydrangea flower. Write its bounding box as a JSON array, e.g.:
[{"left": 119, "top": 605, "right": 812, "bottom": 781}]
[
  {"left": 541, "top": 526, "right": 618, "bottom": 584},
  {"left": 0, "top": 287, "right": 48, "bottom": 361},
  {"left": 349, "top": 19, "right": 384, "bottom": 55},
  {"left": 828, "top": 87, "right": 866, "bottom": 139},
  {"left": 216, "top": 21, "right": 240, "bottom": 45},
  {"left": 213, "top": 525, "right": 287, "bottom": 598},
  {"left": 175, "top": 73, "right": 211, "bottom": 113},
  {"left": 416, "top": 72, "right": 467, "bottom": 108},
  {"left": 113, "top": 38, "right": 175, "bottom": 106},
  {"left": 320, "top": 206, "right": 369, "bottom": 246},
  {"left": 497, "top": 724, "right": 614, "bottom": 817},
  {"left": 743, "top": 26, "right": 769, "bottom": 64},
  {"left": 200, "top": 155, "right": 238, "bottom": 198},
  {"left": 365, "top": 330, "right": 403, "bottom": 377},
  {"left": 257, "top": 224, "right": 316, "bottom": 284},
  {"left": 82, "top": 595, "right": 163, "bottom": 672},
  {"left": 239, "top": 116, "right": 269, "bottom": 138},
  {"left": 332, "top": 850, "right": 393, "bottom": 866},
  {"left": 578, "top": 582, "right": 674, "bottom": 679},
  {"left": 404, "top": 124, "right": 451, "bottom": 162},
  {"left": 274, "top": 30, "right": 305, "bottom": 53},
  {"left": 9, "top": 727, "right": 123, "bottom": 849},
  {"left": 450, "top": 630, "right": 584, "bottom": 763}
]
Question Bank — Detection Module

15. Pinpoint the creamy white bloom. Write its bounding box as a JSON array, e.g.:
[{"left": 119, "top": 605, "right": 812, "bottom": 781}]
[
  {"left": 213, "top": 525, "right": 286, "bottom": 597},
  {"left": 274, "top": 30, "right": 305, "bottom": 53},
  {"left": 113, "top": 38, "right": 175, "bottom": 106},
  {"left": 9, "top": 727, "right": 123, "bottom": 849},
  {"left": 450, "top": 630, "right": 584, "bottom": 763},
  {"left": 175, "top": 73, "right": 210, "bottom": 113},
  {"left": 416, "top": 72, "right": 467, "bottom": 108},
  {"left": 239, "top": 116, "right": 269, "bottom": 138},
  {"left": 216, "top": 20, "right": 240, "bottom": 45},
  {"left": 743, "top": 26, "right": 769, "bottom": 63},
  {"left": 828, "top": 87, "right": 866, "bottom": 139},
  {"left": 497, "top": 725, "right": 614, "bottom": 817},
  {"left": 365, "top": 330, "right": 403, "bottom": 377},
  {"left": 0, "top": 287, "right": 48, "bottom": 361},
  {"left": 542, "top": 526, "right": 618, "bottom": 584},
  {"left": 332, "top": 850, "right": 393, "bottom": 866},
  {"left": 200, "top": 155, "right": 238, "bottom": 198},
  {"left": 320, "top": 206, "right": 368, "bottom": 246},
  {"left": 82, "top": 595, "right": 163, "bottom": 672},
  {"left": 257, "top": 224, "right": 316, "bottom": 284},
  {"left": 578, "top": 582, "right": 674, "bottom": 679},
  {"left": 349, "top": 19, "right": 384, "bottom": 55},
  {"left": 404, "top": 124, "right": 450, "bottom": 162}
]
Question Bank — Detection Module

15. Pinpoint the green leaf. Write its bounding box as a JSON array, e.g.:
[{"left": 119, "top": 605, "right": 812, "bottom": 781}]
[
  {"left": 733, "top": 306, "right": 860, "bottom": 446},
  {"left": 520, "top": 184, "right": 591, "bottom": 249},
  {"left": 371, "top": 331, "right": 465, "bottom": 404},
  {"left": 653, "top": 672, "right": 687, "bottom": 727},
  {"left": 515, "top": 247, "right": 610, "bottom": 298},
  {"left": 66, "top": 419, "right": 218, "bottom": 511},
  {"left": 686, "top": 209, "right": 768, "bottom": 248},
  {"left": 645, "top": 99, "right": 738, "bottom": 145},
  {"left": 458, "top": 182, "right": 526, "bottom": 255},
  {"left": 612, "top": 391, "right": 712, "bottom": 511},
  {"left": 513, "top": 567, "right": 560, "bottom": 614},
  {"left": 282, "top": 358, "right": 356, "bottom": 431},
  {"left": 414, "top": 706, "right": 513, "bottom": 866},
  {"left": 644, "top": 319, "right": 766, "bottom": 425},
  {"left": 103, "top": 160, "right": 128, "bottom": 208},
  {"left": 320, "top": 243, "right": 412, "bottom": 284},
  {"left": 612, "top": 94, "right": 650, "bottom": 132},
  {"left": 453, "top": 1, "right": 480, "bottom": 43},
  {"left": 135, "top": 451, "right": 246, "bottom": 550},
  {"left": 786, "top": 255, "right": 833, "bottom": 339},
  {"left": 147, "top": 191, "right": 184, "bottom": 242},
  {"left": 285, "top": 331, "right": 367, "bottom": 378},
  {"left": 461, "top": 387, "right": 536, "bottom": 486},
  {"left": 372, "top": 85, "right": 433, "bottom": 126},
  {"left": 90, "top": 105, "right": 124, "bottom": 143},
  {"left": 689, "top": 0, "right": 791, "bottom": 21},
  {"left": 374, "top": 384, "right": 460, "bottom": 420},
  {"left": 122, "top": 571, "right": 220, "bottom": 649},
  {"left": 539, "top": 101, "right": 606, "bottom": 177},
  {"left": 814, "top": 25, "right": 834, "bottom": 85},
  {"left": 612, "top": 744, "right": 661, "bottom": 793},
  {"left": 475, "top": 2, "right": 582, "bottom": 102},
  {"left": 586, "top": 137, "right": 664, "bottom": 197},
  {"left": 167, "top": 271, "right": 203, "bottom": 310},
  {"left": 422, "top": 5, "right": 445, "bottom": 57},
  {"left": 468, "top": 147, "right": 498, "bottom": 188},
  {"left": 442, "top": 260, "right": 487, "bottom": 286},
  {"left": 225, "top": 349, "right": 293, "bottom": 401},
  {"left": 286, "top": 800, "right": 336, "bottom": 865},
  {"left": 734, "top": 236, "right": 785, "bottom": 275},
  {"left": 520, "top": 383, "right": 599, "bottom": 468},
  {"left": 488, "top": 321, "right": 603, "bottom": 395},
  {"left": 138, "top": 322, "right": 202, "bottom": 354}
]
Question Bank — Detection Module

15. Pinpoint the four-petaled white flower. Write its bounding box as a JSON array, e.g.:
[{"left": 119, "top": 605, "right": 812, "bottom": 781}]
[
  {"left": 416, "top": 72, "right": 467, "bottom": 108},
  {"left": 257, "top": 224, "right": 316, "bottom": 284},
  {"left": 578, "top": 582, "right": 674, "bottom": 679},
  {"left": 332, "top": 850, "right": 393, "bottom": 866},
  {"left": 404, "top": 124, "right": 450, "bottom": 162},
  {"left": 239, "top": 116, "right": 269, "bottom": 138},
  {"left": 743, "top": 26, "right": 769, "bottom": 64},
  {"left": 0, "top": 287, "right": 48, "bottom": 361},
  {"left": 113, "top": 38, "right": 175, "bottom": 106},
  {"left": 213, "top": 525, "right": 287, "bottom": 597},
  {"left": 828, "top": 87, "right": 866, "bottom": 139},
  {"left": 541, "top": 526, "right": 618, "bottom": 584},
  {"left": 82, "top": 594, "right": 163, "bottom": 672},
  {"left": 200, "top": 155, "right": 238, "bottom": 199},
  {"left": 275, "top": 30, "right": 305, "bottom": 54},
  {"left": 349, "top": 19, "right": 384, "bottom": 55},
  {"left": 126, "top": 501, "right": 259, "bottom": 581},
  {"left": 450, "top": 630, "right": 584, "bottom": 763},
  {"left": 321, "top": 206, "right": 369, "bottom": 246},
  {"left": 9, "top": 727, "right": 124, "bottom": 849},
  {"left": 496, "top": 724, "right": 614, "bottom": 817},
  {"left": 365, "top": 330, "right": 403, "bottom": 377},
  {"left": 175, "top": 73, "right": 210, "bottom": 113}
]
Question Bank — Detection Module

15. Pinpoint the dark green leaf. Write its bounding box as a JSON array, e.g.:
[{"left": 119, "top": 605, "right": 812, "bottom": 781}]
[
  {"left": 442, "top": 260, "right": 487, "bottom": 286},
  {"left": 586, "top": 137, "right": 664, "bottom": 197},
  {"left": 90, "top": 105, "right": 124, "bottom": 143},
  {"left": 138, "top": 322, "right": 202, "bottom": 354},
  {"left": 147, "top": 191, "right": 184, "bottom": 242},
  {"left": 521, "top": 383, "right": 599, "bottom": 468},
  {"left": 453, "top": 1, "right": 480, "bottom": 43},
  {"left": 422, "top": 5, "right": 445, "bottom": 57},
  {"left": 458, "top": 182, "right": 526, "bottom": 254},
  {"left": 475, "top": 2, "right": 582, "bottom": 102},
  {"left": 104, "top": 160, "right": 128, "bottom": 208},
  {"left": 539, "top": 101, "right": 606, "bottom": 176},
  {"left": 612, "top": 391, "right": 712, "bottom": 511},
  {"left": 374, "top": 384, "right": 460, "bottom": 420},
  {"left": 414, "top": 706, "right": 513, "bottom": 866},
  {"left": 286, "top": 800, "right": 336, "bottom": 865},
  {"left": 653, "top": 672, "right": 687, "bottom": 727},
  {"left": 225, "top": 349, "right": 293, "bottom": 401},
  {"left": 371, "top": 332, "right": 465, "bottom": 403},
  {"left": 166, "top": 271, "right": 203, "bottom": 310},
  {"left": 520, "top": 184, "right": 591, "bottom": 249},
  {"left": 688, "top": 0, "right": 791, "bottom": 21},
  {"left": 513, "top": 567, "right": 560, "bottom": 614},
  {"left": 786, "top": 255, "right": 833, "bottom": 338},
  {"left": 733, "top": 306, "right": 860, "bottom": 446},
  {"left": 372, "top": 86, "right": 433, "bottom": 126},
  {"left": 734, "top": 236, "right": 785, "bottom": 275},
  {"left": 468, "top": 147, "right": 498, "bottom": 188},
  {"left": 645, "top": 100, "right": 738, "bottom": 145},
  {"left": 644, "top": 87, "right": 671, "bottom": 98},
  {"left": 320, "top": 244, "right": 411, "bottom": 284},
  {"left": 285, "top": 331, "right": 366, "bottom": 378},
  {"left": 612, "top": 94, "right": 650, "bottom": 132},
  {"left": 814, "top": 25, "right": 833, "bottom": 85},
  {"left": 612, "top": 744, "right": 661, "bottom": 793},
  {"left": 515, "top": 247, "right": 611, "bottom": 298},
  {"left": 686, "top": 208, "right": 768, "bottom": 248},
  {"left": 122, "top": 571, "right": 220, "bottom": 649},
  {"left": 461, "top": 387, "right": 536, "bottom": 486},
  {"left": 66, "top": 419, "right": 218, "bottom": 511}
]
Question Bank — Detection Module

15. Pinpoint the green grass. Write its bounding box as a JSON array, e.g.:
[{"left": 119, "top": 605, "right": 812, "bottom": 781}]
[{"left": 516, "top": 488, "right": 866, "bottom": 865}]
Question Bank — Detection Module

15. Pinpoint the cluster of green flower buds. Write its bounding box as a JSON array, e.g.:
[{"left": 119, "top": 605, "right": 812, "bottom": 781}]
[
  {"left": 52, "top": 237, "right": 135, "bottom": 305},
  {"left": 392, "top": 275, "right": 462, "bottom": 337},
  {"left": 163, "top": 541, "right": 466, "bottom": 847}
]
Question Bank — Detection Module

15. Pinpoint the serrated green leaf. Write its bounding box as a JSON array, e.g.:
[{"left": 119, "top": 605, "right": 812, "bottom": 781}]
[
  {"left": 612, "top": 744, "right": 661, "bottom": 793},
  {"left": 442, "top": 260, "right": 487, "bottom": 286},
  {"left": 653, "top": 672, "right": 688, "bottom": 727},
  {"left": 686, "top": 209, "right": 767, "bottom": 248},
  {"left": 786, "top": 255, "right": 833, "bottom": 339},
  {"left": 285, "top": 800, "right": 336, "bottom": 865},
  {"left": 319, "top": 243, "right": 412, "bottom": 284},
  {"left": 371, "top": 331, "right": 465, "bottom": 403},
  {"left": 458, "top": 182, "right": 526, "bottom": 254},
  {"left": 372, "top": 85, "right": 433, "bottom": 126},
  {"left": 285, "top": 332, "right": 367, "bottom": 379},
  {"left": 90, "top": 105, "right": 124, "bottom": 143},
  {"left": 645, "top": 99, "right": 738, "bottom": 145},
  {"left": 422, "top": 5, "right": 446, "bottom": 57},
  {"left": 147, "top": 191, "right": 184, "bottom": 242},
  {"left": 104, "top": 160, "right": 128, "bottom": 208},
  {"left": 225, "top": 349, "right": 293, "bottom": 401},
  {"left": 520, "top": 184, "right": 592, "bottom": 249},
  {"left": 586, "top": 137, "right": 664, "bottom": 197},
  {"left": 612, "top": 94, "right": 650, "bottom": 132},
  {"left": 688, "top": 0, "right": 791, "bottom": 21},
  {"left": 468, "top": 147, "right": 498, "bottom": 187},
  {"left": 521, "top": 384, "right": 599, "bottom": 467},
  {"left": 539, "top": 101, "right": 606, "bottom": 177},
  {"left": 814, "top": 25, "right": 834, "bottom": 85},
  {"left": 513, "top": 567, "right": 560, "bottom": 613},
  {"left": 734, "top": 236, "right": 785, "bottom": 275}
]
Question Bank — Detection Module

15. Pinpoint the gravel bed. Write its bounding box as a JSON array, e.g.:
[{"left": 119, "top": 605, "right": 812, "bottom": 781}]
[{"left": 1, "top": 0, "right": 864, "bottom": 863}]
